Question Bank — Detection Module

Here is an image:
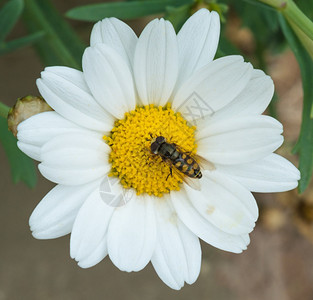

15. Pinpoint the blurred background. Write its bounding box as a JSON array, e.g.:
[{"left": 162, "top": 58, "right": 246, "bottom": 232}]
[{"left": 1, "top": 0, "right": 313, "bottom": 299}]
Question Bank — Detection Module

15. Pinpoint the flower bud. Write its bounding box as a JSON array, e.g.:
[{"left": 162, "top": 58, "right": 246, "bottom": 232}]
[{"left": 7, "top": 95, "right": 53, "bottom": 137}]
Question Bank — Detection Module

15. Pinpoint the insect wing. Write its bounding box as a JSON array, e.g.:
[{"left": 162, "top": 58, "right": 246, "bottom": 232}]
[
  {"left": 163, "top": 158, "right": 201, "bottom": 191},
  {"left": 171, "top": 143, "right": 215, "bottom": 171},
  {"left": 181, "top": 173, "right": 201, "bottom": 191},
  {"left": 193, "top": 154, "right": 215, "bottom": 171}
]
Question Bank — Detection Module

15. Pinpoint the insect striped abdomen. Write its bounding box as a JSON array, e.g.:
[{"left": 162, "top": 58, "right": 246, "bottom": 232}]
[{"left": 173, "top": 153, "right": 202, "bottom": 178}]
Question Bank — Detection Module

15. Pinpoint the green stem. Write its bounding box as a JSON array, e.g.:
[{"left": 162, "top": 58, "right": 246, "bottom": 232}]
[
  {"left": 284, "top": 0, "right": 313, "bottom": 41},
  {"left": 0, "top": 102, "right": 10, "bottom": 118},
  {"left": 258, "top": 0, "right": 284, "bottom": 7},
  {"left": 287, "top": 16, "right": 313, "bottom": 60},
  {"left": 258, "top": 0, "right": 313, "bottom": 41}
]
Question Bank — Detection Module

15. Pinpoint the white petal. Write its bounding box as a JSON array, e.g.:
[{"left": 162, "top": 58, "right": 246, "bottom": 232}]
[
  {"left": 39, "top": 133, "right": 110, "bottom": 185},
  {"left": 90, "top": 17, "right": 137, "bottom": 69},
  {"left": 242, "top": 234, "right": 250, "bottom": 246},
  {"left": 208, "top": 171, "right": 258, "bottom": 220},
  {"left": 171, "top": 189, "right": 250, "bottom": 253},
  {"left": 44, "top": 66, "right": 90, "bottom": 93},
  {"left": 133, "top": 19, "right": 178, "bottom": 106},
  {"left": 197, "top": 114, "right": 282, "bottom": 139},
  {"left": 216, "top": 153, "right": 300, "bottom": 192},
  {"left": 17, "top": 111, "right": 89, "bottom": 147},
  {"left": 78, "top": 180, "right": 134, "bottom": 267},
  {"left": 78, "top": 237, "right": 108, "bottom": 269},
  {"left": 197, "top": 115, "right": 284, "bottom": 165},
  {"left": 151, "top": 199, "right": 201, "bottom": 290},
  {"left": 107, "top": 195, "right": 156, "bottom": 272},
  {"left": 37, "top": 67, "right": 114, "bottom": 132},
  {"left": 70, "top": 189, "right": 114, "bottom": 263},
  {"left": 17, "top": 141, "right": 40, "bottom": 161},
  {"left": 207, "top": 69, "right": 274, "bottom": 123},
  {"left": 214, "top": 70, "right": 274, "bottom": 118},
  {"left": 172, "top": 56, "right": 253, "bottom": 122},
  {"left": 176, "top": 9, "right": 220, "bottom": 89},
  {"left": 29, "top": 180, "right": 99, "bottom": 239},
  {"left": 83, "top": 44, "right": 136, "bottom": 119},
  {"left": 183, "top": 172, "right": 257, "bottom": 235}
]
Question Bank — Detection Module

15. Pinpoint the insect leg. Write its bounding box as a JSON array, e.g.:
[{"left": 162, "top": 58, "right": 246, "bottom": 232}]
[{"left": 166, "top": 167, "right": 173, "bottom": 181}]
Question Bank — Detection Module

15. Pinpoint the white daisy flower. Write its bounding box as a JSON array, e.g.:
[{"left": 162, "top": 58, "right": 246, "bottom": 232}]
[{"left": 17, "top": 9, "right": 300, "bottom": 290}]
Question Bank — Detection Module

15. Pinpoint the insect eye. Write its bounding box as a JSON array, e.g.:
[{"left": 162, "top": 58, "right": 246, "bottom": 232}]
[
  {"left": 156, "top": 136, "right": 165, "bottom": 143},
  {"left": 150, "top": 142, "right": 159, "bottom": 154}
]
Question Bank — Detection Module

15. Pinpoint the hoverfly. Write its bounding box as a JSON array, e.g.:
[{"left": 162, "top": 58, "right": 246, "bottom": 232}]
[{"left": 150, "top": 136, "right": 214, "bottom": 190}]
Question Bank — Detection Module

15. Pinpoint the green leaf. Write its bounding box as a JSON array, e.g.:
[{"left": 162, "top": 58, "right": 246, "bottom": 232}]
[
  {"left": 0, "top": 0, "right": 24, "bottom": 42},
  {"left": 23, "top": 0, "right": 85, "bottom": 68},
  {"left": 0, "top": 31, "right": 44, "bottom": 55},
  {"left": 279, "top": 14, "right": 313, "bottom": 192},
  {"left": 296, "top": 0, "right": 313, "bottom": 20},
  {"left": 66, "top": 0, "right": 195, "bottom": 21},
  {"left": 0, "top": 117, "right": 37, "bottom": 188},
  {"left": 241, "top": 3, "right": 279, "bottom": 42},
  {"left": 164, "top": 4, "right": 191, "bottom": 32},
  {"left": 0, "top": 102, "right": 9, "bottom": 118}
]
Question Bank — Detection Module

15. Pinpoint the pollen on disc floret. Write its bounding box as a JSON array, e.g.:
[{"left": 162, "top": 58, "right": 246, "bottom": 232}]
[{"left": 104, "top": 104, "right": 197, "bottom": 197}]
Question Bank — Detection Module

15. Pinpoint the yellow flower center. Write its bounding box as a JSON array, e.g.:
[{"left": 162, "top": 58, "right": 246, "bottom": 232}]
[{"left": 104, "top": 104, "right": 197, "bottom": 197}]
